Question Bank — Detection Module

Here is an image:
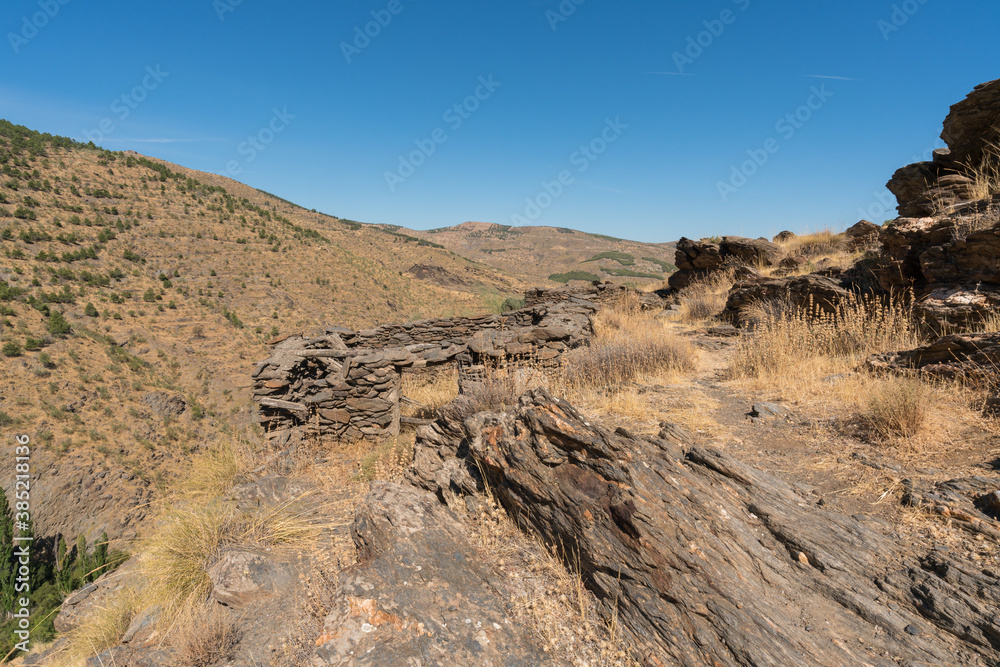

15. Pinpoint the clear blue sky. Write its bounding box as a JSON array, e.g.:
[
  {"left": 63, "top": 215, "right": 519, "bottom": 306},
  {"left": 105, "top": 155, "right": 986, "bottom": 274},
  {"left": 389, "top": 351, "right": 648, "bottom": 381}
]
[{"left": 2, "top": 1, "right": 998, "bottom": 242}]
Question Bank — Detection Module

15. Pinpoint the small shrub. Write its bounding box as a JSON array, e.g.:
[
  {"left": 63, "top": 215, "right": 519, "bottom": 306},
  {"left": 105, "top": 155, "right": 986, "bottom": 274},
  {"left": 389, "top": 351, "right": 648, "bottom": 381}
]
[
  {"left": 2, "top": 341, "right": 22, "bottom": 357},
  {"left": 84, "top": 302, "right": 99, "bottom": 317},
  {"left": 860, "top": 376, "right": 930, "bottom": 439}
]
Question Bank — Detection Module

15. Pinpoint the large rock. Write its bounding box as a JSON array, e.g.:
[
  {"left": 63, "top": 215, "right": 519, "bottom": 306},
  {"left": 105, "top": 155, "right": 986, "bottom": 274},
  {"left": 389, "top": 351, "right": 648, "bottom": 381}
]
[
  {"left": 313, "top": 483, "right": 556, "bottom": 666},
  {"left": 868, "top": 331, "right": 1000, "bottom": 380},
  {"left": 887, "top": 79, "right": 1000, "bottom": 219},
  {"left": 669, "top": 236, "right": 784, "bottom": 291},
  {"left": 421, "top": 389, "right": 1000, "bottom": 666},
  {"left": 723, "top": 273, "right": 851, "bottom": 325}
]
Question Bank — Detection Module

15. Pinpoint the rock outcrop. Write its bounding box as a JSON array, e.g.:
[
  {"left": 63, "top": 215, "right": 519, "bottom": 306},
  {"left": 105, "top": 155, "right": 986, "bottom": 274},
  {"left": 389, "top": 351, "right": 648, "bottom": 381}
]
[
  {"left": 312, "top": 483, "right": 555, "bottom": 665},
  {"left": 399, "top": 388, "right": 1000, "bottom": 666},
  {"left": 879, "top": 79, "right": 1000, "bottom": 329},
  {"left": 723, "top": 273, "right": 852, "bottom": 324},
  {"left": 868, "top": 331, "right": 1000, "bottom": 381},
  {"left": 669, "top": 236, "right": 783, "bottom": 290}
]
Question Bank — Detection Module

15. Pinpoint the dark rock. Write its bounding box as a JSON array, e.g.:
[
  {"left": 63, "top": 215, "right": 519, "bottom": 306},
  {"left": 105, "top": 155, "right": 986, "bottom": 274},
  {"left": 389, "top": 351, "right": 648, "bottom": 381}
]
[
  {"left": 773, "top": 230, "right": 797, "bottom": 243},
  {"left": 207, "top": 549, "right": 296, "bottom": 608},
  {"left": 845, "top": 220, "right": 882, "bottom": 250},
  {"left": 412, "top": 388, "right": 1000, "bottom": 666},
  {"left": 724, "top": 274, "right": 851, "bottom": 326}
]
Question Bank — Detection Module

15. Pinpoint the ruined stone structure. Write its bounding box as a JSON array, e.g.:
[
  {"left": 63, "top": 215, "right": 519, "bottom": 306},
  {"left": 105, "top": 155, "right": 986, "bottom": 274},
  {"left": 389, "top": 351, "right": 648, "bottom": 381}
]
[{"left": 252, "top": 285, "right": 639, "bottom": 443}]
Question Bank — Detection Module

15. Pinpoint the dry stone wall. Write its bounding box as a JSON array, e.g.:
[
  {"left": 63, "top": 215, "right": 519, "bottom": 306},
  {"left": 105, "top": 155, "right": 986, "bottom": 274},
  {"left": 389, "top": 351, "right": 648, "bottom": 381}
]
[{"left": 253, "top": 286, "right": 632, "bottom": 443}]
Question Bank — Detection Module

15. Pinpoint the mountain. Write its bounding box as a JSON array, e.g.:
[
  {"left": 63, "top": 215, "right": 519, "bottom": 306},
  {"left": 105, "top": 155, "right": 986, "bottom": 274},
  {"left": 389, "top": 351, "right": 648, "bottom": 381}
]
[
  {"left": 0, "top": 120, "right": 526, "bottom": 547},
  {"left": 388, "top": 221, "right": 677, "bottom": 287}
]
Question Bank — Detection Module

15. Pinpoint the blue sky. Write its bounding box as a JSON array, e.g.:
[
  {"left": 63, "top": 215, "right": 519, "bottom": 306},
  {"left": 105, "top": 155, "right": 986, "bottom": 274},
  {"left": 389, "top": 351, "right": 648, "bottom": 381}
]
[{"left": 2, "top": 1, "right": 998, "bottom": 242}]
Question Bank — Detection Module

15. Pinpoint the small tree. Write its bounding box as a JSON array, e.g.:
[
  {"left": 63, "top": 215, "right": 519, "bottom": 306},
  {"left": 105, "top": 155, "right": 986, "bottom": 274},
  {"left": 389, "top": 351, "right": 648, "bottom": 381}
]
[
  {"left": 84, "top": 302, "right": 99, "bottom": 317},
  {"left": 2, "top": 341, "right": 21, "bottom": 357},
  {"left": 47, "top": 310, "right": 71, "bottom": 336}
]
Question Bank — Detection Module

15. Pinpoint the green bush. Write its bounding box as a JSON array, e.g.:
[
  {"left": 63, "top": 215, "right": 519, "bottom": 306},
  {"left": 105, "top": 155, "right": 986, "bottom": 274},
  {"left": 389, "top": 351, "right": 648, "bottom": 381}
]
[
  {"left": 548, "top": 271, "right": 600, "bottom": 284},
  {"left": 84, "top": 302, "right": 99, "bottom": 317},
  {"left": 2, "top": 341, "right": 21, "bottom": 357},
  {"left": 47, "top": 310, "right": 71, "bottom": 336}
]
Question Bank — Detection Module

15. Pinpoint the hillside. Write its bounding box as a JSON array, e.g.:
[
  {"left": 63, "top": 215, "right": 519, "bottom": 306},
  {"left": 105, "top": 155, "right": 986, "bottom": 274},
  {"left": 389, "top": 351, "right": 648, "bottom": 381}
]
[
  {"left": 391, "top": 221, "right": 677, "bottom": 287},
  {"left": 0, "top": 119, "right": 524, "bottom": 549}
]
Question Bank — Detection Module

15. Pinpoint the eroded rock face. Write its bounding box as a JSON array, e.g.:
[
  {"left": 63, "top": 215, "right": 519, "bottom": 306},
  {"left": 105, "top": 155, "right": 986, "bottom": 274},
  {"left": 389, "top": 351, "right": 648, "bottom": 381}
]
[
  {"left": 877, "top": 79, "right": 1000, "bottom": 329},
  {"left": 723, "top": 273, "right": 851, "bottom": 325},
  {"left": 868, "top": 331, "right": 1000, "bottom": 380},
  {"left": 408, "top": 389, "right": 1000, "bottom": 666},
  {"left": 312, "top": 483, "right": 556, "bottom": 666},
  {"left": 669, "top": 236, "right": 784, "bottom": 290}
]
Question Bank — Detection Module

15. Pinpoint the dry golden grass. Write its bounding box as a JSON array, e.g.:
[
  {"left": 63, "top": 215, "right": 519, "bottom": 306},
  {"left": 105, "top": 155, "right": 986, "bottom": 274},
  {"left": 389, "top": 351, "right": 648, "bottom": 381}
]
[
  {"left": 859, "top": 375, "right": 931, "bottom": 439},
  {"left": 726, "top": 292, "right": 920, "bottom": 389},
  {"left": 47, "top": 588, "right": 140, "bottom": 667},
  {"left": 674, "top": 271, "right": 735, "bottom": 323},
  {"left": 774, "top": 228, "right": 847, "bottom": 258},
  {"left": 965, "top": 138, "right": 1000, "bottom": 202},
  {"left": 170, "top": 604, "right": 241, "bottom": 667},
  {"left": 400, "top": 367, "right": 461, "bottom": 416},
  {"left": 182, "top": 432, "right": 257, "bottom": 500},
  {"left": 139, "top": 499, "right": 317, "bottom": 625}
]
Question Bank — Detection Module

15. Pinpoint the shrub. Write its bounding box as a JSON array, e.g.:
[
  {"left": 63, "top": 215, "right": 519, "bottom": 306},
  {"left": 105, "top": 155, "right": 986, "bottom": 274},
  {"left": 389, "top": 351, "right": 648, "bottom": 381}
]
[
  {"left": 2, "top": 341, "right": 22, "bottom": 357},
  {"left": 24, "top": 337, "right": 42, "bottom": 351},
  {"left": 38, "top": 352, "right": 55, "bottom": 368},
  {"left": 861, "top": 376, "right": 930, "bottom": 439},
  {"left": 84, "top": 302, "right": 99, "bottom": 317},
  {"left": 47, "top": 310, "right": 71, "bottom": 336},
  {"left": 563, "top": 325, "right": 695, "bottom": 391}
]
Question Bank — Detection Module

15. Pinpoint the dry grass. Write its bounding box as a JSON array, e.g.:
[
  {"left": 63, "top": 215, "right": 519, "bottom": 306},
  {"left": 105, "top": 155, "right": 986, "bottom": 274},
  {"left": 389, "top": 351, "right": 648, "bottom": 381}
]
[
  {"left": 400, "top": 367, "right": 461, "bottom": 416},
  {"left": 965, "top": 138, "right": 1000, "bottom": 202},
  {"left": 673, "top": 271, "right": 734, "bottom": 323},
  {"left": 860, "top": 375, "right": 931, "bottom": 439},
  {"left": 182, "top": 432, "right": 256, "bottom": 500},
  {"left": 171, "top": 604, "right": 241, "bottom": 667},
  {"left": 774, "top": 229, "right": 847, "bottom": 258},
  {"left": 726, "top": 292, "right": 920, "bottom": 388},
  {"left": 139, "top": 499, "right": 318, "bottom": 624},
  {"left": 48, "top": 588, "right": 141, "bottom": 667}
]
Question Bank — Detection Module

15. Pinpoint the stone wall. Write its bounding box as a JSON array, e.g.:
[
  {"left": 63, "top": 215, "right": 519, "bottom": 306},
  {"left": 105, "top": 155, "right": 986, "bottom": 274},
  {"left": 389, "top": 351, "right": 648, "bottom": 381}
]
[{"left": 253, "top": 288, "right": 614, "bottom": 443}]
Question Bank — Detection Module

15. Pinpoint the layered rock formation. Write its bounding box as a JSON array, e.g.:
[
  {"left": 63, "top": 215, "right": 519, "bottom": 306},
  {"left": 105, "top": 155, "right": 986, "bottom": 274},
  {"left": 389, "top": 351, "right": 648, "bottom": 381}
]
[
  {"left": 388, "top": 389, "right": 1000, "bottom": 666},
  {"left": 880, "top": 79, "right": 1000, "bottom": 329},
  {"left": 668, "top": 236, "right": 783, "bottom": 290}
]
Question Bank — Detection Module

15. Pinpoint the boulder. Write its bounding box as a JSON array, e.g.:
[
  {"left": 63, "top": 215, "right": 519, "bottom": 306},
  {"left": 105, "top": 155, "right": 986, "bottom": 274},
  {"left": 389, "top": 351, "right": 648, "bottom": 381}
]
[
  {"left": 772, "top": 230, "right": 796, "bottom": 243},
  {"left": 719, "top": 235, "right": 783, "bottom": 266},
  {"left": 313, "top": 483, "right": 555, "bottom": 665},
  {"left": 724, "top": 274, "right": 851, "bottom": 325},
  {"left": 207, "top": 549, "right": 295, "bottom": 608},
  {"left": 844, "top": 219, "right": 881, "bottom": 250}
]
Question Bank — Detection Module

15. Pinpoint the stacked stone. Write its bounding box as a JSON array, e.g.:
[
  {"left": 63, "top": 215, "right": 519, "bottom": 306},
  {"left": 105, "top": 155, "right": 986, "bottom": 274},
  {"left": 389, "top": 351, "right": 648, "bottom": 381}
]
[{"left": 252, "top": 287, "right": 636, "bottom": 443}]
